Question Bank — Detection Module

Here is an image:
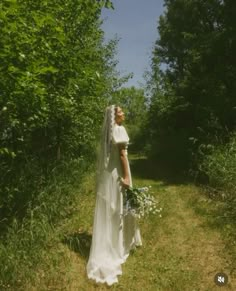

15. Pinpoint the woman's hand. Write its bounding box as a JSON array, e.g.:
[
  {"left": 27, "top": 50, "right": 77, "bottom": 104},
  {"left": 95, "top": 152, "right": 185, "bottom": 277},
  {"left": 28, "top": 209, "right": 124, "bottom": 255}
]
[{"left": 121, "top": 177, "right": 130, "bottom": 188}]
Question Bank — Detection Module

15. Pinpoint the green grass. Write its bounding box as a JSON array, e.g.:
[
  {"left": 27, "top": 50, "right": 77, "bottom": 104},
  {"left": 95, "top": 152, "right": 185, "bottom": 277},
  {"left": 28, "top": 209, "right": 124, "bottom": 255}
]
[{"left": 2, "top": 156, "right": 236, "bottom": 290}]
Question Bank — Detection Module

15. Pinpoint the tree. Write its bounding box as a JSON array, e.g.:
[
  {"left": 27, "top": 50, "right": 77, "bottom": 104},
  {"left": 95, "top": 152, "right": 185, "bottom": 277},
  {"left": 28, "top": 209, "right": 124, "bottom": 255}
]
[
  {"left": 146, "top": 0, "right": 236, "bottom": 169},
  {"left": 0, "top": 0, "right": 121, "bottom": 221}
]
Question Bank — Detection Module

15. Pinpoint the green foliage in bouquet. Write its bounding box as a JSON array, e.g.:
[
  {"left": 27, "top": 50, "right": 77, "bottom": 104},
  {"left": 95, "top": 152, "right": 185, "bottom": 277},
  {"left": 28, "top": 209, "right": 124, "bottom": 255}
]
[{"left": 123, "top": 186, "right": 162, "bottom": 219}]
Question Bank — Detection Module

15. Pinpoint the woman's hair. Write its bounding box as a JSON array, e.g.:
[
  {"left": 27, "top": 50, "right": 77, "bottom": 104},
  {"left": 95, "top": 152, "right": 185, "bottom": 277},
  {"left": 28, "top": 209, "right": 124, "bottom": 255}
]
[{"left": 114, "top": 105, "right": 120, "bottom": 118}]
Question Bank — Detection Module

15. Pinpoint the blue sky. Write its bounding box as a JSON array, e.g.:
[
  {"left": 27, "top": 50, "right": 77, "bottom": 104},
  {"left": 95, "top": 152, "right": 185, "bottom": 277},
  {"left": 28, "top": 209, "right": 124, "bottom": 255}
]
[{"left": 101, "top": 0, "right": 165, "bottom": 88}]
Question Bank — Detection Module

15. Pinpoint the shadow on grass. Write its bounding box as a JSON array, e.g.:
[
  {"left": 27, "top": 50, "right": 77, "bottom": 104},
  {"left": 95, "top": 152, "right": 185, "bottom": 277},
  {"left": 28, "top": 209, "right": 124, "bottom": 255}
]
[
  {"left": 62, "top": 231, "right": 92, "bottom": 260},
  {"left": 129, "top": 156, "right": 192, "bottom": 185}
]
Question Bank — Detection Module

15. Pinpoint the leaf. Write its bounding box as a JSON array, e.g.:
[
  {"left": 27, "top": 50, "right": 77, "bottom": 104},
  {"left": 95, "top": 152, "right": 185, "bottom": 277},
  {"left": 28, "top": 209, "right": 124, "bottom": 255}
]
[
  {"left": 36, "top": 66, "right": 59, "bottom": 74},
  {"left": 105, "top": 1, "right": 114, "bottom": 9}
]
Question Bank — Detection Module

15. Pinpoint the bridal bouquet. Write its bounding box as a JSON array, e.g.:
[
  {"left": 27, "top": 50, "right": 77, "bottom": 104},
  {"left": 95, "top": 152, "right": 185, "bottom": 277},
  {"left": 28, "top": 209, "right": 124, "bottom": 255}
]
[{"left": 122, "top": 185, "right": 162, "bottom": 219}]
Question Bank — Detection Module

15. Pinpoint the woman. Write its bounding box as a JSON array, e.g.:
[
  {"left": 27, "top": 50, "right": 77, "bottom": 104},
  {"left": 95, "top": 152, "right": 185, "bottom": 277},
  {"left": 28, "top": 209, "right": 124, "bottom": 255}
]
[{"left": 86, "top": 105, "right": 142, "bottom": 286}]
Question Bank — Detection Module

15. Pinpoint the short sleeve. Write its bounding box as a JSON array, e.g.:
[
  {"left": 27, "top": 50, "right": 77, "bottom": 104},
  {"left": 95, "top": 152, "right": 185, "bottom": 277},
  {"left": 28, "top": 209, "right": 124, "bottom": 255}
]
[{"left": 112, "top": 125, "right": 129, "bottom": 144}]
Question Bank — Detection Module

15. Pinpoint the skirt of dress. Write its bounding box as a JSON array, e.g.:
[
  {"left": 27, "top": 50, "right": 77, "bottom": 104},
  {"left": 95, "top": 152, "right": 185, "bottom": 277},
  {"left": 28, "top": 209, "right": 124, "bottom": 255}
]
[{"left": 86, "top": 166, "right": 142, "bottom": 286}]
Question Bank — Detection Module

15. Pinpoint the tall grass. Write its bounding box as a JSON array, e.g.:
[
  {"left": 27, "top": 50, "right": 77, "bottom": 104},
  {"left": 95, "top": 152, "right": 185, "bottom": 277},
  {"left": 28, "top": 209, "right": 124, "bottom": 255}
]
[{"left": 0, "top": 157, "right": 93, "bottom": 290}]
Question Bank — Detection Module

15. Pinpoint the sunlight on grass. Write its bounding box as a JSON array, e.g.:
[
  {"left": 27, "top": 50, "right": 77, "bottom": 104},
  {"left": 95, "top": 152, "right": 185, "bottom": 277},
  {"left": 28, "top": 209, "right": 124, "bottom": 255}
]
[{"left": 21, "top": 157, "right": 236, "bottom": 290}]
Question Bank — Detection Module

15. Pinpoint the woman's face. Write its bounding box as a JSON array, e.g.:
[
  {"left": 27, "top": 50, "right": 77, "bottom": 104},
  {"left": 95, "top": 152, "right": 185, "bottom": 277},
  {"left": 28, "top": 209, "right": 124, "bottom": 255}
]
[{"left": 115, "top": 106, "right": 125, "bottom": 124}]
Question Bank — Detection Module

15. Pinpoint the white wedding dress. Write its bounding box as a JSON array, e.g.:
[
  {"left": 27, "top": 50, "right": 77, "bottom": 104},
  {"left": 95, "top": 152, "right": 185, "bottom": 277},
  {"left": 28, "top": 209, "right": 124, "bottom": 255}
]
[{"left": 86, "top": 124, "right": 142, "bottom": 285}]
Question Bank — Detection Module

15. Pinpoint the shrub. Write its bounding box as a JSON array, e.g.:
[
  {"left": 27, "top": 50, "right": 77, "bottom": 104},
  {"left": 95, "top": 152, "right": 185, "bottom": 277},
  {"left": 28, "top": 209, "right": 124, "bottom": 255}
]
[{"left": 199, "top": 132, "right": 236, "bottom": 220}]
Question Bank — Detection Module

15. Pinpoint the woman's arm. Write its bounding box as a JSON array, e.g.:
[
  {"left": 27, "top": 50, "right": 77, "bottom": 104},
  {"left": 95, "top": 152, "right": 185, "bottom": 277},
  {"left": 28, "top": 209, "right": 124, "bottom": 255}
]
[{"left": 118, "top": 144, "right": 130, "bottom": 188}]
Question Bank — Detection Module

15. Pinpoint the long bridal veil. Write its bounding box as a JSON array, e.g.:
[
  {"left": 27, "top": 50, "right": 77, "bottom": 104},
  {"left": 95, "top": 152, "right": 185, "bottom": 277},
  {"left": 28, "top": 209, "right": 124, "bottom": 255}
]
[{"left": 97, "top": 105, "right": 115, "bottom": 175}]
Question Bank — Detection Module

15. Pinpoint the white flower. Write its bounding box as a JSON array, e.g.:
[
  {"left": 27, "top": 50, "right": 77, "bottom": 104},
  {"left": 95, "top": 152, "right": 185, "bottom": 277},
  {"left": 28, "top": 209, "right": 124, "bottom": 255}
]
[{"left": 124, "top": 185, "right": 162, "bottom": 219}]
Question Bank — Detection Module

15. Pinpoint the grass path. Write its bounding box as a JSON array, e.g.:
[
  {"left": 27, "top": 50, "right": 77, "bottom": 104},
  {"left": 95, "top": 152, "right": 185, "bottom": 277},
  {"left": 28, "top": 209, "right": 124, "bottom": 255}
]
[{"left": 28, "top": 156, "right": 236, "bottom": 290}]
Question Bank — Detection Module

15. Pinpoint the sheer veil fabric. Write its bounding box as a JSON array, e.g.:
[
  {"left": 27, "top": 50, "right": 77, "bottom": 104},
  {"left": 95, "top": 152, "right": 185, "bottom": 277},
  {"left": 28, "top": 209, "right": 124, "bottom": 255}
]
[{"left": 86, "top": 105, "right": 142, "bottom": 286}]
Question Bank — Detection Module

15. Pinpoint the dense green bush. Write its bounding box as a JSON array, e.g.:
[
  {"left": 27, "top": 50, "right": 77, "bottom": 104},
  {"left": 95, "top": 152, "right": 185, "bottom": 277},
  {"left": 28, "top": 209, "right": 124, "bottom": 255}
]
[
  {"left": 200, "top": 133, "right": 236, "bottom": 195},
  {"left": 199, "top": 132, "right": 236, "bottom": 219},
  {"left": 0, "top": 0, "right": 117, "bottom": 223}
]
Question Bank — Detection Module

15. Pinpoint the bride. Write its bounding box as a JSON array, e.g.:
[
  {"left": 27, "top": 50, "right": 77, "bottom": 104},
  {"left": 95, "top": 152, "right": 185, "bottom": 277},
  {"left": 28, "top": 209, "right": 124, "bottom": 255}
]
[{"left": 86, "top": 105, "right": 142, "bottom": 286}]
